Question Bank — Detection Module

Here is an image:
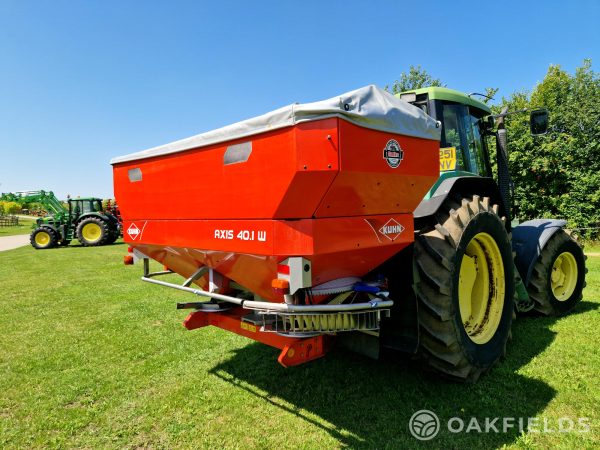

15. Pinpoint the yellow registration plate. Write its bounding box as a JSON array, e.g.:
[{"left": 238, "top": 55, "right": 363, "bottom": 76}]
[{"left": 440, "top": 147, "right": 457, "bottom": 171}]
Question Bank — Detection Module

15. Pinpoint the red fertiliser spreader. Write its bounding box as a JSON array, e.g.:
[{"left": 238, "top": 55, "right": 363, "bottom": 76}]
[{"left": 111, "top": 85, "right": 440, "bottom": 366}]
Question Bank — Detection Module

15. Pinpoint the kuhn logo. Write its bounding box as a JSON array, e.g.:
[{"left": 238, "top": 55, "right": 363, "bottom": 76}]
[
  {"left": 379, "top": 219, "right": 405, "bottom": 241},
  {"left": 383, "top": 139, "right": 404, "bottom": 168},
  {"left": 127, "top": 223, "right": 141, "bottom": 240}
]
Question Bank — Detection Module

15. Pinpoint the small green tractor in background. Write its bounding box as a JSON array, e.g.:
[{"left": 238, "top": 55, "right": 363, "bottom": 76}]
[{"left": 0, "top": 190, "right": 122, "bottom": 249}]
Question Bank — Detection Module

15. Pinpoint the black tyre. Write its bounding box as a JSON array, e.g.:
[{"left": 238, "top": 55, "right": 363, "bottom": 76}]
[
  {"left": 105, "top": 230, "right": 119, "bottom": 244},
  {"left": 31, "top": 227, "right": 58, "bottom": 250},
  {"left": 76, "top": 217, "right": 110, "bottom": 246},
  {"left": 415, "top": 195, "right": 514, "bottom": 382},
  {"left": 528, "top": 230, "right": 586, "bottom": 316}
]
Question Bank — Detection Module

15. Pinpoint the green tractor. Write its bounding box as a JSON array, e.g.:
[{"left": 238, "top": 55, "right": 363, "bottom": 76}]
[
  {"left": 377, "top": 87, "right": 587, "bottom": 381},
  {"left": 0, "top": 191, "right": 122, "bottom": 249}
]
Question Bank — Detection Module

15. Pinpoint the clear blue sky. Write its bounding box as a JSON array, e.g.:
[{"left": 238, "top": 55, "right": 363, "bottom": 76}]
[{"left": 0, "top": 0, "right": 598, "bottom": 199}]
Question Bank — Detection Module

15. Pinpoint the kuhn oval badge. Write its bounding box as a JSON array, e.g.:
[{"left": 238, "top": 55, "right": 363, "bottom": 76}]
[{"left": 383, "top": 139, "right": 404, "bottom": 168}]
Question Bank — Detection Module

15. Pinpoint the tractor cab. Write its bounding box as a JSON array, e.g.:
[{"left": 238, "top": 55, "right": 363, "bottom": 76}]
[
  {"left": 68, "top": 198, "right": 103, "bottom": 217},
  {"left": 398, "top": 87, "right": 550, "bottom": 176},
  {"left": 398, "top": 87, "right": 493, "bottom": 180},
  {"left": 398, "top": 87, "right": 548, "bottom": 208}
]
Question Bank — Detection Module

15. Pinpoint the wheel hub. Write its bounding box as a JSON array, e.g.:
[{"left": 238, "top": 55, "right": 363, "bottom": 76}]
[
  {"left": 458, "top": 232, "right": 505, "bottom": 344},
  {"left": 35, "top": 231, "right": 50, "bottom": 246},
  {"left": 82, "top": 223, "right": 102, "bottom": 242},
  {"left": 551, "top": 252, "right": 578, "bottom": 301}
]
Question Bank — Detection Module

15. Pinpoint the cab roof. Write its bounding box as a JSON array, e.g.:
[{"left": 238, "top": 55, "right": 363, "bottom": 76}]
[{"left": 399, "top": 86, "right": 492, "bottom": 115}]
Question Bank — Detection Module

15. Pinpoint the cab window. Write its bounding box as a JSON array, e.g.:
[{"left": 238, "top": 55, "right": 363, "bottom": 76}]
[
  {"left": 81, "top": 201, "right": 93, "bottom": 213},
  {"left": 440, "top": 102, "right": 487, "bottom": 176},
  {"left": 468, "top": 114, "right": 487, "bottom": 175},
  {"left": 441, "top": 104, "right": 467, "bottom": 171}
]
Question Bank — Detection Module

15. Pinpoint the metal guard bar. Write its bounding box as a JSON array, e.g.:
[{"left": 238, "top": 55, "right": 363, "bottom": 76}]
[{"left": 141, "top": 273, "right": 393, "bottom": 313}]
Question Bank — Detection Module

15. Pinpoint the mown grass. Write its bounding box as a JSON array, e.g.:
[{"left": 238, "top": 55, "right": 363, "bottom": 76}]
[
  {"left": 0, "top": 243, "right": 598, "bottom": 449},
  {"left": 0, "top": 217, "right": 36, "bottom": 237},
  {"left": 584, "top": 242, "right": 600, "bottom": 255}
]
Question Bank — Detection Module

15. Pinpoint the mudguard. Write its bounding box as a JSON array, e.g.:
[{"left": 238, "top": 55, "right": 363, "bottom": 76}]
[
  {"left": 413, "top": 176, "right": 509, "bottom": 229},
  {"left": 38, "top": 223, "right": 58, "bottom": 231},
  {"left": 512, "top": 219, "right": 567, "bottom": 285}
]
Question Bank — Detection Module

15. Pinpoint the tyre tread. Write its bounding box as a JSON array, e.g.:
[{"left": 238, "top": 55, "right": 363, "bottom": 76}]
[{"left": 415, "top": 195, "right": 513, "bottom": 382}]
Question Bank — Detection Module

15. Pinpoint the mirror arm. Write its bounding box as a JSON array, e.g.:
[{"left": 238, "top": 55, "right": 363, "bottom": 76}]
[
  {"left": 491, "top": 106, "right": 545, "bottom": 119},
  {"left": 468, "top": 92, "right": 495, "bottom": 101}
]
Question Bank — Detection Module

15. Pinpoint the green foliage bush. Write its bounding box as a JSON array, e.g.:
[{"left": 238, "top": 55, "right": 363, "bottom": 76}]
[
  {"left": 0, "top": 201, "right": 22, "bottom": 215},
  {"left": 386, "top": 65, "right": 444, "bottom": 93},
  {"left": 495, "top": 60, "right": 600, "bottom": 238}
]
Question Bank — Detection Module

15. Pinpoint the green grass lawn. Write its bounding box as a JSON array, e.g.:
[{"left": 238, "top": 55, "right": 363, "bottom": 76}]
[
  {"left": 585, "top": 242, "right": 600, "bottom": 254},
  {"left": 0, "top": 242, "right": 598, "bottom": 449},
  {"left": 0, "top": 217, "right": 36, "bottom": 237}
]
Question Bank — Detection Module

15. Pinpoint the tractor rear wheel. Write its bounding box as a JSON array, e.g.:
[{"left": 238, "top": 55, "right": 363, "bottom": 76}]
[
  {"left": 105, "top": 229, "right": 119, "bottom": 244},
  {"left": 76, "top": 217, "right": 110, "bottom": 246},
  {"left": 414, "top": 195, "right": 514, "bottom": 382},
  {"left": 527, "top": 230, "right": 586, "bottom": 316},
  {"left": 31, "top": 227, "right": 58, "bottom": 250}
]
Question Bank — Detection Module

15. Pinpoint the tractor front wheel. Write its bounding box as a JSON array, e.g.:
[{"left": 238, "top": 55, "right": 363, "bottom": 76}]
[
  {"left": 415, "top": 195, "right": 514, "bottom": 382},
  {"left": 76, "top": 218, "right": 110, "bottom": 246},
  {"left": 528, "top": 230, "right": 586, "bottom": 316},
  {"left": 31, "top": 227, "right": 58, "bottom": 250}
]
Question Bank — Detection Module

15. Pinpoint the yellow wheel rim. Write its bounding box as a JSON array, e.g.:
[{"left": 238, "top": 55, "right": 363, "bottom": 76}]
[
  {"left": 35, "top": 231, "right": 50, "bottom": 247},
  {"left": 82, "top": 223, "right": 102, "bottom": 242},
  {"left": 551, "top": 252, "right": 578, "bottom": 301},
  {"left": 458, "top": 232, "right": 505, "bottom": 345}
]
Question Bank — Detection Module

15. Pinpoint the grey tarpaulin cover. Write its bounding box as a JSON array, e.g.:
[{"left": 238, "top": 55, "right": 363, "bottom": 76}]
[{"left": 110, "top": 85, "right": 441, "bottom": 164}]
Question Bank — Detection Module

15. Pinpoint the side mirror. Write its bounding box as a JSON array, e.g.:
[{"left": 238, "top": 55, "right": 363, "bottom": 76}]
[{"left": 530, "top": 109, "right": 549, "bottom": 136}]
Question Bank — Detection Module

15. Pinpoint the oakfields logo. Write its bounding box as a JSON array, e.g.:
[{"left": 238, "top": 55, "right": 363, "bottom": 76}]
[
  {"left": 409, "top": 410, "right": 440, "bottom": 441},
  {"left": 408, "top": 409, "right": 591, "bottom": 441}
]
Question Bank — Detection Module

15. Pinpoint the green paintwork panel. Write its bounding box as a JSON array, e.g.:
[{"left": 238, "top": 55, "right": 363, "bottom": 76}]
[
  {"left": 398, "top": 87, "right": 491, "bottom": 115},
  {"left": 423, "top": 170, "right": 477, "bottom": 199}
]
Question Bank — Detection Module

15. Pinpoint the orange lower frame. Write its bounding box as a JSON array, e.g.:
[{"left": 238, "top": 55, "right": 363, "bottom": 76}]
[{"left": 183, "top": 307, "right": 330, "bottom": 367}]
